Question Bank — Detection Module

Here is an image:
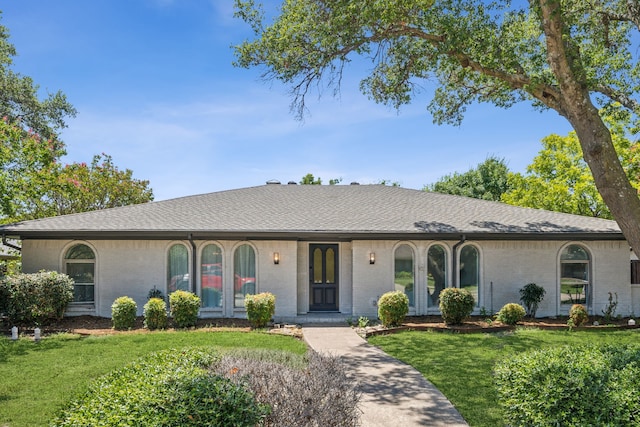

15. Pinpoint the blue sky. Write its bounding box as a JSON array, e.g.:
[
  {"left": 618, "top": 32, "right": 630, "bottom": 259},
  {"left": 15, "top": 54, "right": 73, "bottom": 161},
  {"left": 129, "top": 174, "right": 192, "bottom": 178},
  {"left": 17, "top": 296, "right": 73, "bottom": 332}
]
[{"left": 2, "top": 0, "right": 572, "bottom": 201}]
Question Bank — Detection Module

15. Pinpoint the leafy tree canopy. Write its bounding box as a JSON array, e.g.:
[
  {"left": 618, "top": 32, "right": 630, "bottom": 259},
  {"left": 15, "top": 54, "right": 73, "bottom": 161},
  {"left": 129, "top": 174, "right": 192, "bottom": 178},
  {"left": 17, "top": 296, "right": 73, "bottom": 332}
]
[
  {"left": 425, "top": 156, "right": 511, "bottom": 201},
  {"left": 502, "top": 119, "right": 640, "bottom": 218},
  {"left": 233, "top": 0, "right": 640, "bottom": 253},
  {"left": 300, "top": 173, "right": 342, "bottom": 184}
]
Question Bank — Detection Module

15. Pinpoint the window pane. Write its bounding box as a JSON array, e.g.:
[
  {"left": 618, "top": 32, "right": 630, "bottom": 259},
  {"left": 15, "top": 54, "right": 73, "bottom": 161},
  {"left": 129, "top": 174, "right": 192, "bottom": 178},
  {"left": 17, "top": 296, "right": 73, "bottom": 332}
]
[
  {"left": 167, "top": 244, "right": 189, "bottom": 294},
  {"left": 234, "top": 244, "right": 256, "bottom": 308},
  {"left": 326, "top": 248, "right": 335, "bottom": 284},
  {"left": 65, "top": 244, "right": 95, "bottom": 260},
  {"left": 395, "top": 245, "right": 414, "bottom": 307},
  {"left": 313, "top": 248, "right": 323, "bottom": 284},
  {"left": 201, "top": 244, "right": 222, "bottom": 308},
  {"left": 459, "top": 245, "right": 479, "bottom": 306},
  {"left": 561, "top": 245, "right": 589, "bottom": 261},
  {"left": 427, "top": 245, "right": 447, "bottom": 307},
  {"left": 66, "top": 263, "right": 94, "bottom": 302}
]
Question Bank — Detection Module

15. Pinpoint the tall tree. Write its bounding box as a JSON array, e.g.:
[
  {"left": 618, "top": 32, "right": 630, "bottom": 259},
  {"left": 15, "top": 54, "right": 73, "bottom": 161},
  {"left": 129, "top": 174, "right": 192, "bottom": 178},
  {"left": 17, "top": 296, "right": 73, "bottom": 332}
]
[
  {"left": 425, "top": 156, "right": 511, "bottom": 201},
  {"left": 502, "top": 120, "right": 640, "bottom": 218},
  {"left": 234, "top": 0, "right": 640, "bottom": 252}
]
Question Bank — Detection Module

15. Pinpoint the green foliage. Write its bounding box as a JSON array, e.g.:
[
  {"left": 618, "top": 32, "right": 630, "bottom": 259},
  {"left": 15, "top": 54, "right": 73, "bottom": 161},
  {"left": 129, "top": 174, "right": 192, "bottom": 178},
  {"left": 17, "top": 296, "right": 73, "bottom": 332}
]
[
  {"left": 299, "top": 173, "right": 342, "bottom": 185},
  {"left": 0, "top": 271, "right": 73, "bottom": 325},
  {"left": 143, "top": 297, "right": 167, "bottom": 330},
  {"left": 358, "top": 316, "right": 370, "bottom": 328},
  {"left": 425, "top": 156, "right": 511, "bottom": 201},
  {"left": 496, "top": 303, "right": 526, "bottom": 325},
  {"left": 52, "top": 348, "right": 268, "bottom": 427},
  {"left": 519, "top": 283, "right": 546, "bottom": 318},
  {"left": 569, "top": 304, "right": 589, "bottom": 327},
  {"left": 494, "top": 344, "right": 640, "bottom": 427},
  {"left": 169, "top": 290, "right": 201, "bottom": 328},
  {"left": 245, "top": 292, "right": 276, "bottom": 328},
  {"left": 502, "top": 121, "right": 639, "bottom": 218},
  {"left": 439, "top": 288, "right": 475, "bottom": 325},
  {"left": 111, "top": 296, "right": 137, "bottom": 330},
  {"left": 377, "top": 290, "right": 409, "bottom": 327}
]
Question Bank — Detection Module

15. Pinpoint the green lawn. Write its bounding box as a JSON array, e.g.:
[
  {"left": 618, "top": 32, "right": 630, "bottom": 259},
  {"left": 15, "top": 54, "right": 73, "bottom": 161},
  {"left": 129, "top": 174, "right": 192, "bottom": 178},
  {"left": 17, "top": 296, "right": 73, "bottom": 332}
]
[
  {"left": 0, "top": 331, "right": 307, "bottom": 427},
  {"left": 368, "top": 328, "right": 640, "bottom": 427}
]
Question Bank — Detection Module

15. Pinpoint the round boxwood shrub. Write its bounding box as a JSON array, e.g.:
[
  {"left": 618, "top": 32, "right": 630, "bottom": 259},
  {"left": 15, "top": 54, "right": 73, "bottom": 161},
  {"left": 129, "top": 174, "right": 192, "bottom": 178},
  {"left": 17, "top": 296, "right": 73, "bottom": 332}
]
[
  {"left": 169, "top": 290, "right": 201, "bottom": 328},
  {"left": 245, "top": 292, "right": 276, "bottom": 328},
  {"left": 143, "top": 297, "right": 167, "bottom": 330},
  {"left": 569, "top": 303, "right": 589, "bottom": 327},
  {"left": 439, "top": 288, "right": 475, "bottom": 325},
  {"left": 495, "top": 344, "right": 640, "bottom": 427},
  {"left": 111, "top": 296, "right": 137, "bottom": 330},
  {"left": 377, "top": 291, "right": 409, "bottom": 327},
  {"left": 496, "top": 303, "right": 526, "bottom": 325}
]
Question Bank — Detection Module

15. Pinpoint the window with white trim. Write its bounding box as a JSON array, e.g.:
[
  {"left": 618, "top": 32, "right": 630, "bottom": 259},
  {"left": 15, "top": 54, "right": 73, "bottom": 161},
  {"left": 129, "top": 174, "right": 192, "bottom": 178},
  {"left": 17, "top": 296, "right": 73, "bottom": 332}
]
[{"left": 64, "top": 244, "right": 95, "bottom": 303}]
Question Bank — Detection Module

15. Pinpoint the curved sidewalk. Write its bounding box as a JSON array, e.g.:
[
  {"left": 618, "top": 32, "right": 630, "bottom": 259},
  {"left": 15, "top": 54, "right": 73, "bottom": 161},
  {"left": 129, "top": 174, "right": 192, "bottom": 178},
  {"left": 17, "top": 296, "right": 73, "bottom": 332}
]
[{"left": 303, "top": 326, "right": 468, "bottom": 427}]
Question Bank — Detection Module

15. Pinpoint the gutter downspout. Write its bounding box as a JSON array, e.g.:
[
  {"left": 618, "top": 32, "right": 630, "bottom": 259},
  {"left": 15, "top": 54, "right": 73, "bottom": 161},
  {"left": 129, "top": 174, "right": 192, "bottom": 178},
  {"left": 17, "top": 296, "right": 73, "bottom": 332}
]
[
  {"left": 452, "top": 235, "right": 466, "bottom": 288},
  {"left": 188, "top": 234, "right": 196, "bottom": 293},
  {"left": 2, "top": 234, "right": 22, "bottom": 252}
]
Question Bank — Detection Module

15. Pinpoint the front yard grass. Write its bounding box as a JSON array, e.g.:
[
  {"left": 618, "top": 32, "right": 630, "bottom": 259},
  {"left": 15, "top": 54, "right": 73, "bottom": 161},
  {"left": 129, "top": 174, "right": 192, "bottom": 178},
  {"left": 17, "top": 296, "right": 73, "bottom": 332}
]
[
  {"left": 368, "top": 328, "right": 640, "bottom": 427},
  {"left": 0, "top": 331, "right": 307, "bottom": 427}
]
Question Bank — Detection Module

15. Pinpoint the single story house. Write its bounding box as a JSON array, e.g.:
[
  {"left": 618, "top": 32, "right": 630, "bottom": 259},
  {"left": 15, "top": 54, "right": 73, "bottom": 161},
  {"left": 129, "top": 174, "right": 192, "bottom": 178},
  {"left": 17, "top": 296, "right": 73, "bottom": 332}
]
[{"left": 0, "top": 183, "right": 635, "bottom": 322}]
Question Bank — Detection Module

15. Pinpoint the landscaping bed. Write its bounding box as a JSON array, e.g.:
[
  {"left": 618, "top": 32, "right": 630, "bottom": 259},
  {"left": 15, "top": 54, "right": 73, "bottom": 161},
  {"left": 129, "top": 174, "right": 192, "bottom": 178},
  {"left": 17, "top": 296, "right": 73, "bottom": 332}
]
[{"left": 362, "top": 315, "right": 638, "bottom": 337}]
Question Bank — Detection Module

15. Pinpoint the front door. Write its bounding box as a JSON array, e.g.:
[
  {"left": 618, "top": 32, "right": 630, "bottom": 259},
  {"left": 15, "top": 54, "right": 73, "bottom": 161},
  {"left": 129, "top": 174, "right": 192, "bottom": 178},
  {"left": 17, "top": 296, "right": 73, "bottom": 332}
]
[{"left": 309, "top": 244, "right": 339, "bottom": 311}]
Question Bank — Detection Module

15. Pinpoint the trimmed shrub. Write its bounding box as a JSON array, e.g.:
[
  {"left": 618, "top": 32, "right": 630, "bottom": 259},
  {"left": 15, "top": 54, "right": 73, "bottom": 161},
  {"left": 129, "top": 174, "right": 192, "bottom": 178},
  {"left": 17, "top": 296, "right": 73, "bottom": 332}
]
[
  {"left": 52, "top": 348, "right": 268, "bottom": 427},
  {"left": 245, "top": 292, "right": 276, "bottom": 328},
  {"left": 496, "top": 303, "right": 526, "bottom": 325},
  {"left": 169, "top": 290, "right": 201, "bottom": 328},
  {"left": 111, "top": 296, "right": 137, "bottom": 330},
  {"left": 519, "top": 282, "right": 546, "bottom": 318},
  {"left": 143, "top": 297, "right": 167, "bottom": 330},
  {"left": 439, "top": 288, "right": 475, "bottom": 325},
  {"left": 495, "top": 344, "right": 640, "bottom": 427},
  {"left": 569, "top": 304, "right": 589, "bottom": 327},
  {"left": 213, "top": 349, "right": 360, "bottom": 426},
  {"left": 377, "top": 291, "right": 409, "bottom": 327},
  {"left": 0, "top": 271, "right": 73, "bottom": 325}
]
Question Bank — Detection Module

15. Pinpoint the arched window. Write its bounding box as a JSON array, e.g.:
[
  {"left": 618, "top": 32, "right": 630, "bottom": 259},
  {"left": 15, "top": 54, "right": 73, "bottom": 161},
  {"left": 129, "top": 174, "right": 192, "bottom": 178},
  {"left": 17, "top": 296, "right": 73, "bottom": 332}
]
[
  {"left": 234, "top": 244, "right": 256, "bottom": 308},
  {"left": 427, "top": 245, "right": 447, "bottom": 307},
  {"left": 394, "top": 244, "right": 415, "bottom": 308},
  {"left": 64, "top": 244, "right": 95, "bottom": 303},
  {"left": 459, "top": 245, "right": 480, "bottom": 307},
  {"left": 201, "top": 244, "right": 223, "bottom": 308},
  {"left": 167, "top": 244, "right": 189, "bottom": 294},
  {"left": 560, "top": 244, "right": 591, "bottom": 307}
]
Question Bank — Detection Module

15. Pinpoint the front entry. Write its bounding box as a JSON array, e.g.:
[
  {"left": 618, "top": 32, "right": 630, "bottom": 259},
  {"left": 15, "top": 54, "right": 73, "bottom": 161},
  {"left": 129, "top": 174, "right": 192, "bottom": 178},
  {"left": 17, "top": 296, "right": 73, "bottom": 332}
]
[{"left": 309, "top": 244, "right": 339, "bottom": 311}]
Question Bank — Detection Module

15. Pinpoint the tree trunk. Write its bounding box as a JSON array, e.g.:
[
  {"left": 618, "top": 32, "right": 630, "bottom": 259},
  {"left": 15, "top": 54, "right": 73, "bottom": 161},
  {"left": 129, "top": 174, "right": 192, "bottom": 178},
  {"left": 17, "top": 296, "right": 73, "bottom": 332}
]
[{"left": 569, "top": 108, "right": 640, "bottom": 255}]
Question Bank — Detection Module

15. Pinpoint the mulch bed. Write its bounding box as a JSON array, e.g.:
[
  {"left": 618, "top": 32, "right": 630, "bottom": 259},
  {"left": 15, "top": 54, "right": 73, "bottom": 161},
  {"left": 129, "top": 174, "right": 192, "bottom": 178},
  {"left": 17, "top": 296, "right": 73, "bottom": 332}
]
[{"left": 363, "top": 315, "right": 639, "bottom": 337}]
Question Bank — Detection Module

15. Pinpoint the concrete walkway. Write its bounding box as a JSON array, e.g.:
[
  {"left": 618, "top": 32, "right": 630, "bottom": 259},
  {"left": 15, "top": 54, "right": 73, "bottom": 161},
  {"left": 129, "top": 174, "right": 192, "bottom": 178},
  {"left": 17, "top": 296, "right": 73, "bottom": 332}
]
[{"left": 303, "top": 325, "right": 468, "bottom": 427}]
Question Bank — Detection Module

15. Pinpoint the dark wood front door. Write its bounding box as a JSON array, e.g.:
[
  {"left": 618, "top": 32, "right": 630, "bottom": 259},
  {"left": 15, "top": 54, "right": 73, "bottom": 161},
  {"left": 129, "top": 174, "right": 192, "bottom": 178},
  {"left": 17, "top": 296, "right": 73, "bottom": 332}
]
[{"left": 309, "top": 244, "right": 339, "bottom": 311}]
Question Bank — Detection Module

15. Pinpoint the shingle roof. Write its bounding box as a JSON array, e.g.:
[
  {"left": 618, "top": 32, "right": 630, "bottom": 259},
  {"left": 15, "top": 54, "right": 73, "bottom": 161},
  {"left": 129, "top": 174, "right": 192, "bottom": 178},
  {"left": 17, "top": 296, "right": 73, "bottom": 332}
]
[{"left": 0, "top": 184, "right": 624, "bottom": 240}]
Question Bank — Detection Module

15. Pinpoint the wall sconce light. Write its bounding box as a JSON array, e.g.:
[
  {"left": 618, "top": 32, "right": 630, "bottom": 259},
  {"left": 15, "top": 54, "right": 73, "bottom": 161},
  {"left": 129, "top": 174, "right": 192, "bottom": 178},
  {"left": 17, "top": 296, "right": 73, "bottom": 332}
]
[
  {"left": 273, "top": 252, "right": 280, "bottom": 265},
  {"left": 369, "top": 252, "right": 375, "bottom": 264}
]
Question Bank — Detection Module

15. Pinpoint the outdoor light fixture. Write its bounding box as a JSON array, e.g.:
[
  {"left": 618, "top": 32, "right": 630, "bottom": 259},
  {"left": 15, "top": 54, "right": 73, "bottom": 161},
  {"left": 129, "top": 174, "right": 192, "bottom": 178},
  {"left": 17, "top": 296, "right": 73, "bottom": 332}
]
[
  {"left": 34, "top": 327, "right": 41, "bottom": 342},
  {"left": 11, "top": 326, "right": 18, "bottom": 341},
  {"left": 369, "top": 252, "right": 375, "bottom": 264},
  {"left": 273, "top": 252, "right": 280, "bottom": 265}
]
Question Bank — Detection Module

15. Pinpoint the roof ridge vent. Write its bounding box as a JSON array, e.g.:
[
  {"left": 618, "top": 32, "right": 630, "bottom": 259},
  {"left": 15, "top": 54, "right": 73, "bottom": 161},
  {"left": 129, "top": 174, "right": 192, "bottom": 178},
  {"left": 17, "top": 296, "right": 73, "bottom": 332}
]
[
  {"left": 266, "top": 180, "right": 281, "bottom": 185},
  {"left": 287, "top": 181, "right": 297, "bottom": 185},
  {"left": 350, "top": 182, "right": 360, "bottom": 185}
]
